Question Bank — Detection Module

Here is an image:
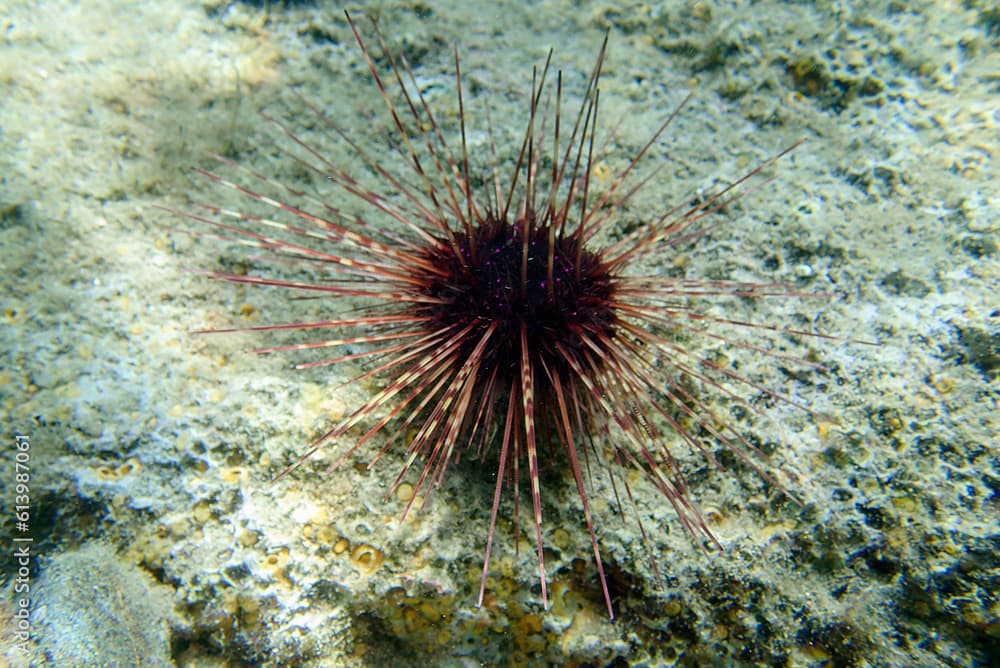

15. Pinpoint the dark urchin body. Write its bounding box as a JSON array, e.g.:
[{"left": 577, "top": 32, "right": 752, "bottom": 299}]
[
  {"left": 423, "top": 212, "right": 617, "bottom": 410},
  {"left": 171, "top": 12, "right": 842, "bottom": 617}
]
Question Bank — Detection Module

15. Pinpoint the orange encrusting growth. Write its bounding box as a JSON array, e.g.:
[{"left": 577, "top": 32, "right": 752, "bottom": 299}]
[{"left": 166, "top": 11, "right": 844, "bottom": 618}]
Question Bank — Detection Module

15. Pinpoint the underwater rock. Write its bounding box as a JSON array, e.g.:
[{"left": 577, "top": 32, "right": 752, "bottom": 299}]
[{"left": 31, "top": 543, "right": 174, "bottom": 667}]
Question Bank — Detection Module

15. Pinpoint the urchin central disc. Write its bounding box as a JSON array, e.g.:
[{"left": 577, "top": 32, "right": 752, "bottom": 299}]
[{"left": 423, "top": 211, "right": 617, "bottom": 374}]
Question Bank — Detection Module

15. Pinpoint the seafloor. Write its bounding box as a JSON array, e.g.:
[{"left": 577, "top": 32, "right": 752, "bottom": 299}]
[{"left": 1, "top": 0, "right": 996, "bottom": 666}]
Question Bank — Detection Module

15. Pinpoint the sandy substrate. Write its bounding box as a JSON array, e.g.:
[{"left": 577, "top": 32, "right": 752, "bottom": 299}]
[{"left": 1, "top": 0, "right": 996, "bottom": 666}]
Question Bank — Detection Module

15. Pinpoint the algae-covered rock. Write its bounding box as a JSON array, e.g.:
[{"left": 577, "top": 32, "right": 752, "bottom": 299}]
[{"left": 31, "top": 543, "right": 174, "bottom": 667}]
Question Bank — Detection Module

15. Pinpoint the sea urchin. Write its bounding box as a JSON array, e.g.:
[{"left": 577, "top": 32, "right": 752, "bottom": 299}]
[{"left": 171, "top": 12, "right": 842, "bottom": 618}]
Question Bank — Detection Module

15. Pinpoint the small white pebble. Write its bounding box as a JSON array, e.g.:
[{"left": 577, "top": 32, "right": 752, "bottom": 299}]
[
  {"left": 292, "top": 503, "right": 320, "bottom": 524},
  {"left": 794, "top": 263, "right": 815, "bottom": 278}
]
